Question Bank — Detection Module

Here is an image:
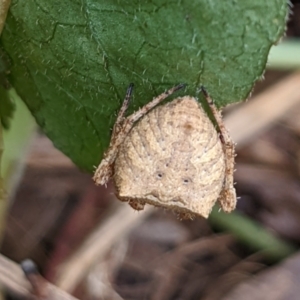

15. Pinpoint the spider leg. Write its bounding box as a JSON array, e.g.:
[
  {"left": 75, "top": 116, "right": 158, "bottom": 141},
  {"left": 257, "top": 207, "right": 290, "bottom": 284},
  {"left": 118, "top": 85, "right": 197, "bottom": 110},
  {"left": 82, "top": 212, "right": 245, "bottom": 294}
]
[
  {"left": 120, "top": 83, "right": 185, "bottom": 135},
  {"left": 111, "top": 83, "right": 134, "bottom": 139},
  {"left": 93, "top": 84, "right": 134, "bottom": 186},
  {"left": 127, "top": 83, "right": 185, "bottom": 124},
  {"left": 94, "top": 83, "right": 185, "bottom": 186},
  {"left": 200, "top": 86, "right": 236, "bottom": 212}
]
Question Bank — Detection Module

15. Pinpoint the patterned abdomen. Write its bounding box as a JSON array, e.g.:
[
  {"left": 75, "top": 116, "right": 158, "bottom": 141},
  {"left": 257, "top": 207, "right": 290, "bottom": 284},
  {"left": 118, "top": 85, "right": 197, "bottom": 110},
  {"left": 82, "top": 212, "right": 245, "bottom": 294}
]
[{"left": 114, "top": 96, "right": 225, "bottom": 218}]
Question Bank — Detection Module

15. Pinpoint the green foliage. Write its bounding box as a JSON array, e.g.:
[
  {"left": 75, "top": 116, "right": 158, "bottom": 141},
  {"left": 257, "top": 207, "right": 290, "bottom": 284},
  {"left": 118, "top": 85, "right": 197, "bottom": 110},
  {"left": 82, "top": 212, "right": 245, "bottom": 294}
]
[
  {"left": 0, "top": 123, "right": 5, "bottom": 229},
  {"left": 1, "top": 88, "right": 36, "bottom": 190},
  {"left": 210, "top": 208, "right": 296, "bottom": 262},
  {"left": 0, "top": 0, "right": 288, "bottom": 171},
  {"left": 0, "top": 87, "right": 15, "bottom": 129},
  {"left": 0, "top": 52, "right": 15, "bottom": 129}
]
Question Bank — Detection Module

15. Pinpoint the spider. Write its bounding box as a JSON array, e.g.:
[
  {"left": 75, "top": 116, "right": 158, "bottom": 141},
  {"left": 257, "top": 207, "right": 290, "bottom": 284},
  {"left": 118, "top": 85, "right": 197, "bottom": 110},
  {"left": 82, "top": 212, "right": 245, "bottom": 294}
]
[{"left": 93, "top": 84, "right": 236, "bottom": 219}]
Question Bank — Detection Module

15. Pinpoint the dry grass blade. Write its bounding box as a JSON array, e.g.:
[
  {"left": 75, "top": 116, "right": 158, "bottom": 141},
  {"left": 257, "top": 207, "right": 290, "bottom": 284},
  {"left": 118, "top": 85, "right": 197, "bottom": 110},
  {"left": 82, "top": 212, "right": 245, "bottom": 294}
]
[
  {"left": 222, "top": 252, "right": 300, "bottom": 300},
  {"left": 151, "top": 235, "right": 236, "bottom": 300},
  {"left": 55, "top": 203, "right": 154, "bottom": 292},
  {"left": 225, "top": 72, "right": 300, "bottom": 147}
]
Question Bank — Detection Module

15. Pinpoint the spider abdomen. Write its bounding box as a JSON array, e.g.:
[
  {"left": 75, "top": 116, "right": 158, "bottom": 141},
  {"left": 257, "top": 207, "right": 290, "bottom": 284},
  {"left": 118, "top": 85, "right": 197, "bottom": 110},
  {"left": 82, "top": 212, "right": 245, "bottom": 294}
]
[{"left": 114, "top": 96, "right": 225, "bottom": 218}]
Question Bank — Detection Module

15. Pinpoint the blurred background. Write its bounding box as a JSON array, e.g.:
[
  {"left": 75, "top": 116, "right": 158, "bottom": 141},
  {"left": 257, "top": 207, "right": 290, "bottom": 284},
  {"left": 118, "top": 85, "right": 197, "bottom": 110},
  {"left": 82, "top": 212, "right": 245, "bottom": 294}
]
[{"left": 1, "top": 1, "right": 300, "bottom": 299}]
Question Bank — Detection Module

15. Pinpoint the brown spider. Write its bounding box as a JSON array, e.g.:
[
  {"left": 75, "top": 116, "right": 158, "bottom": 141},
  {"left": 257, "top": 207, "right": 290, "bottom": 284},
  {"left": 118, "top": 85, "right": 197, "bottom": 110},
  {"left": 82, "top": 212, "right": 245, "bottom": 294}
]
[{"left": 93, "top": 84, "right": 236, "bottom": 218}]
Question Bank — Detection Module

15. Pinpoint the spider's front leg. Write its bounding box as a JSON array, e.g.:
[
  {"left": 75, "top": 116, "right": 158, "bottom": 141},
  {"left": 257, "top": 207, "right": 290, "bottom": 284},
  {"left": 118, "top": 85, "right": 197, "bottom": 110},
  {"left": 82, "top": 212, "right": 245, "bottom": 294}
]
[
  {"left": 93, "top": 84, "right": 134, "bottom": 186},
  {"left": 94, "top": 83, "right": 185, "bottom": 186},
  {"left": 200, "top": 86, "right": 237, "bottom": 212}
]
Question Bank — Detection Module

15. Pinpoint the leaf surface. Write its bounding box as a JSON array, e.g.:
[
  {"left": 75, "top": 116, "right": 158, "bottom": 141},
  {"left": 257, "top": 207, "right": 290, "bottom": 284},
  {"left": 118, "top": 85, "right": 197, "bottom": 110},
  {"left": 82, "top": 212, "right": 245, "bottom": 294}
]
[{"left": 0, "top": 0, "right": 288, "bottom": 171}]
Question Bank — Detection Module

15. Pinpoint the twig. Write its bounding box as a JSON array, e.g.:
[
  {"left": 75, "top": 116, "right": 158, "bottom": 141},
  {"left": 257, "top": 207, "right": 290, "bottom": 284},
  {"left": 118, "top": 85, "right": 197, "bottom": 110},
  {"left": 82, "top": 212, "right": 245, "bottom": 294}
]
[
  {"left": 225, "top": 72, "right": 300, "bottom": 147},
  {"left": 55, "top": 203, "right": 154, "bottom": 292},
  {"left": 0, "top": 254, "right": 79, "bottom": 299}
]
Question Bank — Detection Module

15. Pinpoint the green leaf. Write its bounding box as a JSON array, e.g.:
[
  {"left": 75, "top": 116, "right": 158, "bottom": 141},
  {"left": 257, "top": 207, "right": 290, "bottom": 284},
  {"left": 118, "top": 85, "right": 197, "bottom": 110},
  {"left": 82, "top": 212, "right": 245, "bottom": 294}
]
[
  {"left": 0, "top": 51, "right": 15, "bottom": 129},
  {"left": 0, "top": 122, "right": 6, "bottom": 239},
  {"left": 0, "top": 0, "right": 288, "bottom": 172},
  {"left": 0, "top": 86, "right": 15, "bottom": 129}
]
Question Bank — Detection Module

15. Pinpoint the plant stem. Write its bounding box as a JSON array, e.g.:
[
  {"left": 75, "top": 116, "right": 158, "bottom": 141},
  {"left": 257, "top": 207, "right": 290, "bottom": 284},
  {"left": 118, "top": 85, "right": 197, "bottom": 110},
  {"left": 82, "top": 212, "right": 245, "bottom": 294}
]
[{"left": 209, "top": 208, "right": 297, "bottom": 262}]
